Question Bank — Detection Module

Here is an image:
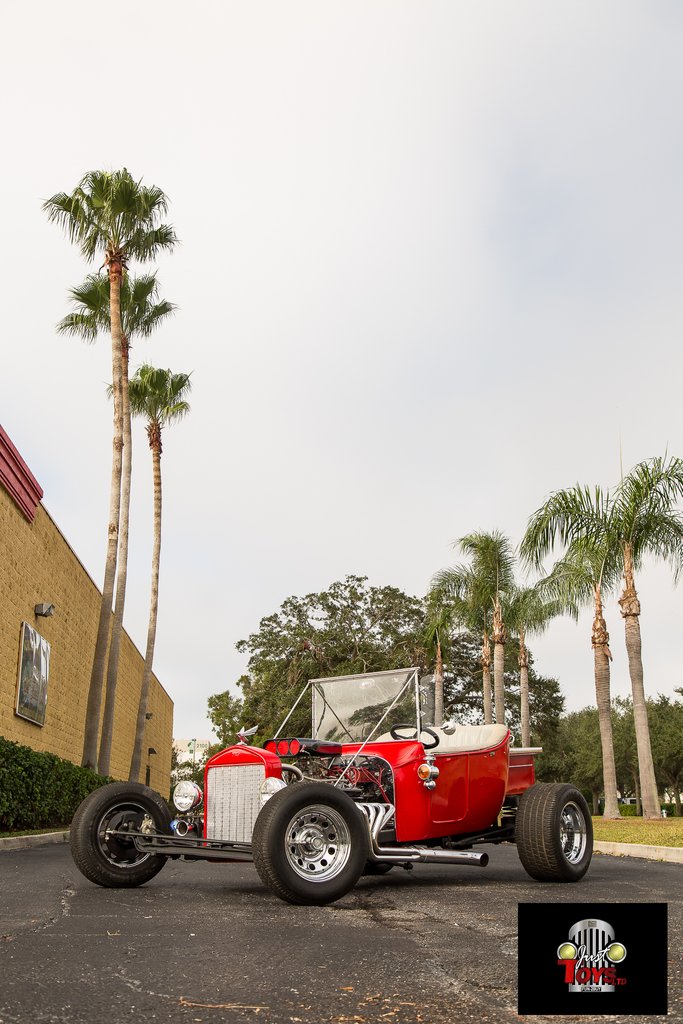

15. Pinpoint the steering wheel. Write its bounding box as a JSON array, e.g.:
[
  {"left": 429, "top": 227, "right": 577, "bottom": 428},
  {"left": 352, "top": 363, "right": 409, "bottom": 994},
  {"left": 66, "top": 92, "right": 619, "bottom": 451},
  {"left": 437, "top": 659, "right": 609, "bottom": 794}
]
[{"left": 389, "top": 724, "right": 440, "bottom": 750}]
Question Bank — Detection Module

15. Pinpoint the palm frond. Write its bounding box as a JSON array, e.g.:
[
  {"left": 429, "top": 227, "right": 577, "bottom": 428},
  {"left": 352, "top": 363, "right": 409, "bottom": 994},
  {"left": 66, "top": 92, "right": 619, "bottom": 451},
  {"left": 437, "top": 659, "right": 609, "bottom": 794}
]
[
  {"left": 44, "top": 168, "right": 177, "bottom": 265},
  {"left": 57, "top": 272, "right": 175, "bottom": 343},
  {"left": 458, "top": 530, "right": 516, "bottom": 594},
  {"left": 56, "top": 311, "right": 99, "bottom": 343},
  {"left": 520, "top": 484, "right": 610, "bottom": 571},
  {"left": 129, "top": 364, "right": 193, "bottom": 428},
  {"left": 125, "top": 224, "right": 178, "bottom": 262},
  {"left": 505, "top": 583, "right": 569, "bottom": 632}
]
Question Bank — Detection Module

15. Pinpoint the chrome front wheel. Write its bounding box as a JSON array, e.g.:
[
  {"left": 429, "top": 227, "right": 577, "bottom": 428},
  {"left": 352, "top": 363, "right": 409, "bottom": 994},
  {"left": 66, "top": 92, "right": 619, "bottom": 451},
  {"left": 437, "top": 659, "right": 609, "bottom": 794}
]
[
  {"left": 70, "top": 782, "right": 172, "bottom": 888},
  {"left": 285, "top": 804, "right": 352, "bottom": 881},
  {"left": 252, "top": 783, "right": 369, "bottom": 905}
]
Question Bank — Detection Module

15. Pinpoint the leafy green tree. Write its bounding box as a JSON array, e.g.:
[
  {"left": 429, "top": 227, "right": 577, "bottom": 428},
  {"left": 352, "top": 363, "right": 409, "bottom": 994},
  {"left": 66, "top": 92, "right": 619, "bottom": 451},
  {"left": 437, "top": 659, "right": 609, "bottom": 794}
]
[
  {"left": 59, "top": 274, "right": 175, "bottom": 775},
  {"left": 213, "top": 578, "right": 563, "bottom": 750},
  {"left": 128, "top": 366, "right": 192, "bottom": 782},
  {"left": 433, "top": 532, "right": 515, "bottom": 725},
  {"left": 539, "top": 708, "right": 604, "bottom": 812},
  {"left": 171, "top": 743, "right": 221, "bottom": 791},
  {"left": 444, "top": 631, "right": 564, "bottom": 741},
  {"left": 207, "top": 686, "right": 246, "bottom": 747},
  {"left": 648, "top": 694, "right": 683, "bottom": 815},
  {"left": 611, "top": 696, "right": 640, "bottom": 810},
  {"left": 44, "top": 169, "right": 177, "bottom": 770},
  {"left": 233, "top": 576, "right": 426, "bottom": 743}
]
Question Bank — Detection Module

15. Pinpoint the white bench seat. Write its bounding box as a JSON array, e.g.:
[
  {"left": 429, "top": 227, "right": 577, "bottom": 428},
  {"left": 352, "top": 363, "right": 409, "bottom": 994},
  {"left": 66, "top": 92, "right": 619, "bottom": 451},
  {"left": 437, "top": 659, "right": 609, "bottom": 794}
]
[{"left": 373, "top": 723, "right": 509, "bottom": 754}]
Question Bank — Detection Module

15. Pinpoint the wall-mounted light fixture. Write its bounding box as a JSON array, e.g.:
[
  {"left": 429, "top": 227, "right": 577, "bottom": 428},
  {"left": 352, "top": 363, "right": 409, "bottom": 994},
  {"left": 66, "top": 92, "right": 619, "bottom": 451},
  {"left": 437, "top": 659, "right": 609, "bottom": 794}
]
[
  {"left": 145, "top": 712, "right": 154, "bottom": 720},
  {"left": 148, "top": 746, "right": 157, "bottom": 756},
  {"left": 34, "top": 603, "right": 55, "bottom": 617}
]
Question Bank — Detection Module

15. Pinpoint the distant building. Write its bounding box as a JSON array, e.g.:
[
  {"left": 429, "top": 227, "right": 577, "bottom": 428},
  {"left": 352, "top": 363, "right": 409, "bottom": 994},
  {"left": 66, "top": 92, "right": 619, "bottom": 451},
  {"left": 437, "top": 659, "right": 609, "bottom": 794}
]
[
  {"left": 0, "top": 424, "right": 173, "bottom": 792},
  {"left": 174, "top": 738, "right": 212, "bottom": 764}
]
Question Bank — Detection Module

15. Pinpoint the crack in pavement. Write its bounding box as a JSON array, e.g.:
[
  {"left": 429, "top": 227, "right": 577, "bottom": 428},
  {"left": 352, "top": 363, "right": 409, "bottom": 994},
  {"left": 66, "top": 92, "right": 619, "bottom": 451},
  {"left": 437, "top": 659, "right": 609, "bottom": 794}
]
[
  {"left": 39, "top": 884, "right": 75, "bottom": 931},
  {"left": 112, "top": 967, "right": 173, "bottom": 1001}
]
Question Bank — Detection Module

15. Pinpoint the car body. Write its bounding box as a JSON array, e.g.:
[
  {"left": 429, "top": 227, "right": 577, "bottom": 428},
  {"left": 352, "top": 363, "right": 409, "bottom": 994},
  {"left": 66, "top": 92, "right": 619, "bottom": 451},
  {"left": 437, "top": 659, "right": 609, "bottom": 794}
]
[{"left": 70, "top": 668, "right": 593, "bottom": 904}]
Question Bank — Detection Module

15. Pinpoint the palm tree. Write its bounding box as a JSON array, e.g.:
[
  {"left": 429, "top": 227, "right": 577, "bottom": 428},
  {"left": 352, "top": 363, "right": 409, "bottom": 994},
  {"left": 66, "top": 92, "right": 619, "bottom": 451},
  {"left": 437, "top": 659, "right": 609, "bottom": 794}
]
[
  {"left": 128, "top": 365, "right": 192, "bottom": 783},
  {"left": 610, "top": 456, "right": 683, "bottom": 817},
  {"left": 433, "top": 531, "right": 515, "bottom": 724},
  {"left": 423, "top": 594, "right": 453, "bottom": 725},
  {"left": 430, "top": 572, "right": 493, "bottom": 723},
  {"left": 526, "top": 535, "right": 622, "bottom": 818},
  {"left": 505, "top": 585, "right": 564, "bottom": 749},
  {"left": 58, "top": 274, "right": 176, "bottom": 775},
  {"left": 44, "top": 169, "right": 177, "bottom": 770},
  {"left": 522, "top": 459, "right": 683, "bottom": 818}
]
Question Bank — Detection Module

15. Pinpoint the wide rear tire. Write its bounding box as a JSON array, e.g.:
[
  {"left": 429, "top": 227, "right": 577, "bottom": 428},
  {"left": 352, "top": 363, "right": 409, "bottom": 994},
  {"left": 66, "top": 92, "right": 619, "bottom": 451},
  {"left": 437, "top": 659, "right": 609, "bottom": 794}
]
[
  {"left": 516, "top": 783, "right": 593, "bottom": 882},
  {"left": 70, "top": 782, "right": 172, "bottom": 888},
  {"left": 252, "top": 783, "right": 369, "bottom": 905}
]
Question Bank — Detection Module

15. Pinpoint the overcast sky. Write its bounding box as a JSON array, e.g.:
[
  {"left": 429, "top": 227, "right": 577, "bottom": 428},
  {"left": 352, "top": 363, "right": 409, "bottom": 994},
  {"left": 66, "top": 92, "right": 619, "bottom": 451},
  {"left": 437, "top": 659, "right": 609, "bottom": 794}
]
[{"left": 2, "top": 2, "right": 683, "bottom": 742}]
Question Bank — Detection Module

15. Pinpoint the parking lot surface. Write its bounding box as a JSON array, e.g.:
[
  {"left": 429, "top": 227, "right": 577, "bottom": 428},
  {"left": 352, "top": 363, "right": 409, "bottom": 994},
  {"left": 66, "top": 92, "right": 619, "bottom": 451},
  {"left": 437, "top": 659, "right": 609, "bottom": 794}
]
[{"left": 0, "top": 843, "right": 680, "bottom": 1024}]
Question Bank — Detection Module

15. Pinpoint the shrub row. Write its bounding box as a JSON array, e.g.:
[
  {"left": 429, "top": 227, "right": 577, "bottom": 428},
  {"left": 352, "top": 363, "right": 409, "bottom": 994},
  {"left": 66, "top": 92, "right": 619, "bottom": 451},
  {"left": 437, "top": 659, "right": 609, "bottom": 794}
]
[
  {"left": 0, "top": 735, "right": 112, "bottom": 832},
  {"left": 617, "top": 802, "right": 678, "bottom": 817}
]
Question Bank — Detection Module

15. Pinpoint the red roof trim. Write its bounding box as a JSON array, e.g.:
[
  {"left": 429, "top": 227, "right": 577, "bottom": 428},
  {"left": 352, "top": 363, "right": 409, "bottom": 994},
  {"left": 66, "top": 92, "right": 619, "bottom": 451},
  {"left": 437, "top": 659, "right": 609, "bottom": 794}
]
[{"left": 0, "top": 425, "right": 44, "bottom": 522}]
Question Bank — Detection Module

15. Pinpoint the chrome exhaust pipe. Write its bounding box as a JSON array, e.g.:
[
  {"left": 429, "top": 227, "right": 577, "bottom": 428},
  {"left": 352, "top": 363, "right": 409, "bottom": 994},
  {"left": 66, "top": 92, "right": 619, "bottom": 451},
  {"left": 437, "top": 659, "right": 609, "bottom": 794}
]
[
  {"left": 358, "top": 802, "right": 489, "bottom": 868},
  {"left": 413, "top": 847, "right": 488, "bottom": 866},
  {"left": 171, "top": 818, "right": 194, "bottom": 837}
]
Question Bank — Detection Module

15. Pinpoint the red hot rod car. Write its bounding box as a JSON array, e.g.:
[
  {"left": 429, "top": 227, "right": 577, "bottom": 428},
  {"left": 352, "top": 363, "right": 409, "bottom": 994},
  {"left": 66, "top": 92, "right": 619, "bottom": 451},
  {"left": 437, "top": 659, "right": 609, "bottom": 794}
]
[{"left": 70, "top": 668, "right": 593, "bottom": 905}]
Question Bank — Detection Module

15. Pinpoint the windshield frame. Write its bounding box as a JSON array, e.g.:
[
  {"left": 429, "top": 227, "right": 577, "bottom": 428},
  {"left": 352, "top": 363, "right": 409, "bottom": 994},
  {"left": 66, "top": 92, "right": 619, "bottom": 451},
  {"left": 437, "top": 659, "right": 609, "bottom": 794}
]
[{"left": 309, "top": 666, "right": 422, "bottom": 743}]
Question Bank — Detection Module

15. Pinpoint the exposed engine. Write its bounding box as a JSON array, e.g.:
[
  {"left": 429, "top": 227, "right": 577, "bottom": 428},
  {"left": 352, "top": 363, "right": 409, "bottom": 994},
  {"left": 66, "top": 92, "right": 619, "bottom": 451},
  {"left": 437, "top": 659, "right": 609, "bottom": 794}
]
[{"left": 292, "top": 753, "right": 394, "bottom": 804}]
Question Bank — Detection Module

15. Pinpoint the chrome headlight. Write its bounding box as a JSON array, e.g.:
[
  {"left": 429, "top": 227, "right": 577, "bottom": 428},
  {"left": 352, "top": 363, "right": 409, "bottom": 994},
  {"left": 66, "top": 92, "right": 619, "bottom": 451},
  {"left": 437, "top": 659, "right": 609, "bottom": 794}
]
[
  {"left": 260, "top": 776, "right": 287, "bottom": 805},
  {"left": 173, "top": 780, "right": 203, "bottom": 812}
]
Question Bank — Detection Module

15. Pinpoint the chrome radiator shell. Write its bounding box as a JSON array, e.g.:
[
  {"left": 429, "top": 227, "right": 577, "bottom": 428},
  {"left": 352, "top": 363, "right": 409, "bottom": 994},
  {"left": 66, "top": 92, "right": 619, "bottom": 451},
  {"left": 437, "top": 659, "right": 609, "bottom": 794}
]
[{"left": 205, "top": 763, "right": 265, "bottom": 843}]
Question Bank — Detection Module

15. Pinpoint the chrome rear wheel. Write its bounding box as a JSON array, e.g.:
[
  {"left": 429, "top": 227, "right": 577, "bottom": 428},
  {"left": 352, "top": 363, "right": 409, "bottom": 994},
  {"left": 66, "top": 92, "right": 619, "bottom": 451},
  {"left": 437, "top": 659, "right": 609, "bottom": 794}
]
[{"left": 516, "top": 783, "right": 593, "bottom": 882}]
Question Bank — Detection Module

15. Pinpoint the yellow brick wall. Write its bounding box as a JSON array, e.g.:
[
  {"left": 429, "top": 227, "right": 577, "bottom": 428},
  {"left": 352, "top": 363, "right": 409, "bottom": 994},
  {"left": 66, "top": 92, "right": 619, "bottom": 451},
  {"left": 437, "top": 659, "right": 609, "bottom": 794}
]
[{"left": 0, "top": 486, "right": 173, "bottom": 794}]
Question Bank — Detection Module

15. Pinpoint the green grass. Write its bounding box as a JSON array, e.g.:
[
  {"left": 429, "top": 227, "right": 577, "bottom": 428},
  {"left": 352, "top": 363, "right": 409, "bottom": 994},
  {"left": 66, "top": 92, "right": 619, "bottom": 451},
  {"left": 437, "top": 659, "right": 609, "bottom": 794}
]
[
  {"left": 0, "top": 826, "right": 68, "bottom": 839},
  {"left": 592, "top": 816, "right": 683, "bottom": 847}
]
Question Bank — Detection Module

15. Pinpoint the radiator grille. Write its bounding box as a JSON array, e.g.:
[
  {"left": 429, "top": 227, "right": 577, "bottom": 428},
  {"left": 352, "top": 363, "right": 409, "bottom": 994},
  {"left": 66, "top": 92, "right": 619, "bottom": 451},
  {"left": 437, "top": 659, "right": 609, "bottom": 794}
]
[{"left": 206, "top": 764, "right": 265, "bottom": 843}]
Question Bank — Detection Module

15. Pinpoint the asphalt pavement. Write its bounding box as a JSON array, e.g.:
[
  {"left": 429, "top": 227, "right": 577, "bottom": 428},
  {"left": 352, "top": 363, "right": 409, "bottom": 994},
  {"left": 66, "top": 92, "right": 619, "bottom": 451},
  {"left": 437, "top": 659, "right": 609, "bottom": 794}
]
[{"left": 0, "top": 844, "right": 680, "bottom": 1024}]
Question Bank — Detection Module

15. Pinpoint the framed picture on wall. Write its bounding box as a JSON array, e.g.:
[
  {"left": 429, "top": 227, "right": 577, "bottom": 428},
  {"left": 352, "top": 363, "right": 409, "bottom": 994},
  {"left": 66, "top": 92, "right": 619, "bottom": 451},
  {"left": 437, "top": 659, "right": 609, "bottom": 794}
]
[{"left": 16, "top": 621, "right": 50, "bottom": 726}]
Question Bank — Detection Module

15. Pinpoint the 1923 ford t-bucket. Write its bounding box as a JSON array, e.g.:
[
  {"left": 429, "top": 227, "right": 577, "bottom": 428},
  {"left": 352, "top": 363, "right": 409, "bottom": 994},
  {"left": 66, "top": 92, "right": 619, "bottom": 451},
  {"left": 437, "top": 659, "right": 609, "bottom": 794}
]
[{"left": 70, "top": 668, "right": 593, "bottom": 905}]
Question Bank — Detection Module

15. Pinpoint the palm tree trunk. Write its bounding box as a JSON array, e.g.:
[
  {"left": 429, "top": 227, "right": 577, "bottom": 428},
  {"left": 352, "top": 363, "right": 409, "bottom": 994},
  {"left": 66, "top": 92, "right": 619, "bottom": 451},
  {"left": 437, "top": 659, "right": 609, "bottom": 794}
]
[
  {"left": 434, "top": 637, "right": 444, "bottom": 726},
  {"left": 482, "top": 631, "right": 493, "bottom": 724},
  {"left": 129, "top": 431, "right": 162, "bottom": 783},
  {"left": 98, "top": 337, "right": 132, "bottom": 776},
  {"left": 492, "top": 600, "right": 506, "bottom": 724},
  {"left": 633, "top": 771, "right": 641, "bottom": 816},
  {"left": 518, "top": 626, "right": 530, "bottom": 747},
  {"left": 81, "top": 260, "right": 124, "bottom": 770},
  {"left": 591, "top": 587, "right": 620, "bottom": 818},
  {"left": 619, "top": 542, "right": 660, "bottom": 818}
]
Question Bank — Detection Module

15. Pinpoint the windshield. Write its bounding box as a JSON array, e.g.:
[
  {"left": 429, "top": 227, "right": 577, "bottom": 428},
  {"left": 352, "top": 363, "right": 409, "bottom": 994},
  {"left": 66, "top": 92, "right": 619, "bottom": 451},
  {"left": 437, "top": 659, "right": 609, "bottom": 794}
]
[{"left": 311, "top": 668, "right": 420, "bottom": 743}]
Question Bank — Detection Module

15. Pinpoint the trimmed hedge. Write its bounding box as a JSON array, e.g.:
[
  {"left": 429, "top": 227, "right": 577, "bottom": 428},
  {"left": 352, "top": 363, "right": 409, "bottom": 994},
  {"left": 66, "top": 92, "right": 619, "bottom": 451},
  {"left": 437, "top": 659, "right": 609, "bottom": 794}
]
[
  {"left": 0, "top": 735, "right": 113, "bottom": 832},
  {"left": 619, "top": 803, "right": 640, "bottom": 816}
]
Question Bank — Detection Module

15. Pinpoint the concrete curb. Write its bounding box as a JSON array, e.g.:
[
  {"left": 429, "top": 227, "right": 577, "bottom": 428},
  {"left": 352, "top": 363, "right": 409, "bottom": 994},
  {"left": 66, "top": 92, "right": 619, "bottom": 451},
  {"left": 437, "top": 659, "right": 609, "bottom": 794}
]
[
  {"left": 594, "top": 840, "right": 683, "bottom": 864},
  {"left": 0, "top": 830, "right": 70, "bottom": 852}
]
